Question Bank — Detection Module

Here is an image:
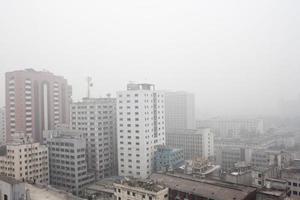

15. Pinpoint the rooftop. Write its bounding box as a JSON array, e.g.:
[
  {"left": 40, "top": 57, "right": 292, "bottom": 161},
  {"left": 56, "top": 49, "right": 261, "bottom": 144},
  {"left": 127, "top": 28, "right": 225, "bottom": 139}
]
[
  {"left": 116, "top": 178, "right": 166, "bottom": 193},
  {"left": 257, "top": 189, "right": 286, "bottom": 197},
  {"left": 151, "top": 173, "right": 257, "bottom": 200},
  {"left": 0, "top": 176, "right": 22, "bottom": 185},
  {"left": 26, "top": 184, "right": 84, "bottom": 200}
]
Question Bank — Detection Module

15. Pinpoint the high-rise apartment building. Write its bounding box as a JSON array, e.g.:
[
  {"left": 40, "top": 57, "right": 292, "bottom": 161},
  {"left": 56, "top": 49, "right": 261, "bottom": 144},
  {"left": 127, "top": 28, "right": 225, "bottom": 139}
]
[
  {"left": 166, "top": 128, "right": 214, "bottom": 160},
  {"left": 0, "top": 133, "right": 49, "bottom": 184},
  {"left": 44, "top": 129, "right": 95, "bottom": 195},
  {"left": 5, "top": 69, "right": 72, "bottom": 142},
  {"left": 165, "top": 91, "right": 195, "bottom": 130},
  {"left": 117, "top": 83, "right": 165, "bottom": 178},
  {"left": 70, "top": 97, "right": 117, "bottom": 179},
  {"left": 0, "top": 107, "right": 5, "bottom": 144}
]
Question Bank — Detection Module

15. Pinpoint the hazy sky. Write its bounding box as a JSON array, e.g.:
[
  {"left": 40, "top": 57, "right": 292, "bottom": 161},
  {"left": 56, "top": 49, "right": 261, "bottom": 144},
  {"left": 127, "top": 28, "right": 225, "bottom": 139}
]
[{"left": 1, "top": 0, "right": 300, "bottom": 117}]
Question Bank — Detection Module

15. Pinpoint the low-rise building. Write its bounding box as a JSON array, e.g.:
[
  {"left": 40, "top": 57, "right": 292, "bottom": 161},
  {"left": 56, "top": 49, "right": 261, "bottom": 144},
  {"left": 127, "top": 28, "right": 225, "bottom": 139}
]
[
  {"left": 216, "top": 146, "right": 252, "bottom": 171},
  {"left": 0, "top": 134, "right": 49, "bottom": 185},
  {"left": 154, "top": 145, "right": 184, "bottom": 172},
  {"left": 114, "top": 179, "right": 168, "bottom": 200},
  {"left": 151, "top": 173, "right": 257, "bottom": 200},
  {"left": 251, "top": 150, "right": 292, "bottom": 170},
  {"left": 84, "top": 176, "right": 124, "bottom": 200},
  {"left": 0, "top": 176, "right": 26, "bottom": 200},
  {"left": 190, "top": 158, "right": 220, "bottom": 178},
  {"left": 281, "top": 167, "right": 300, "bottom": 199},
  {"left": 224, "top": 163, "right": 252, "bottom": 185},
  {"left": 166, "top": 128, "right": 214, "bottom": 160},
  {"left": 256, "top": 178, "right": 290, "bottom": 200}
]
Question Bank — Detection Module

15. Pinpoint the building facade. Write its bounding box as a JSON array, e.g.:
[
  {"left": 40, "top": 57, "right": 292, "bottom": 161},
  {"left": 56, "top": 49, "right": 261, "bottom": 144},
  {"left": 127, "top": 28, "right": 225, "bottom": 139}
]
[
  {"left": 197, "top": 118, "right": 264, "bottom": 138},
  {"left": 5, "top": 69, "right": 71, "bottom": 142},
  {"left": 0, "top": 107, "right": 5, "bottom": 144},
  {"left": 154, "top": 145, "right": 184, "bottom": 172},
  {"left": 165, "top": 128, "right": 214, "bottom": 160},
  {"left": 281, "top": 168, "right": 300, "bottom": 199},
  {"left": 0, "top": 134, "right": 49, "bottom": 184},
  {"left": 117, "top": 83, "right": 165, "bottom": 178},
  {"left": 114, "top": 179, "right": 168, "bottom": 200},
  {"left": 216, "top": 147, "right": 252, "bottom": 171},
  {"left": 165, "top": 91, "right": 195, "bottom": 130},
  {"left": 45, "top": 129, "right": 95, "bottom": 195},
  {"left": 150, "top": 173, "right": 257, "bottom": 200},
  {"left": 70, "top": 97, "right": 117, "bottom": 179},
  {"left": 0, "top": 176, "right": 26, "bottom": 200}
]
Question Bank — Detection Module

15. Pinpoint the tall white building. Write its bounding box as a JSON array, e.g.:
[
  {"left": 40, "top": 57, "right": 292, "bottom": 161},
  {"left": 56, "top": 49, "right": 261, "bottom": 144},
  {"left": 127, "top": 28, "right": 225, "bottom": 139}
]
[
  {"left": 0, "top": 107, "right": 5, "bottom": 144},
  {"left": 70, "top": 97, "right": 117, "bottom": 179},
  {"left": 165, "top": 91, "right": 195, "bottom": 130},
  {"left": 117, "top": 83, "right": 165, "bottom": 178}
]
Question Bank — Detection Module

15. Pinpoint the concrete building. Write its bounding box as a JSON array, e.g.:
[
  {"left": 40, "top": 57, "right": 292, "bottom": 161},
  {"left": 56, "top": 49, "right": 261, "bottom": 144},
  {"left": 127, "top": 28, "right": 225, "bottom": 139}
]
[
  {"left": 251, "top": 150, "right": 292, "bottom": 170},
  {"left": 117, "top": 83, "right": 165, "bottom": 178},
  {"left": 0, "top": 176, "right": 26, "bottom": 200},
  {"left": 0, "top": 134, "right": 49, "bottom": 185},
  {"left": 256, "top": 178, "right": 290, "bottom": 200},
  {"left": 165, "top": 91, "right": 195, "bottom": 130},
  {"left": 44, "top": 129, "right": 95, "bottom": 195},
  {"left": 0, "top": 107, "right": 5, "bottom": 144},
  {"left": 197, "top": 118, "right": 264, "bottom": 138},
  {"left": 189, "top": 158, "right": 220, "bottom": 178},
  {"left": 84, "top": 176, "right": 124, "bottom": 200},
  {"left": 70, "top": 97, "right": 117, "bottom": 179},
  {"left": 166, "top": 128, "right": 214, "bottom": 160},
  {"left": 281, "top": 167, "right": 300, "bottom": 199},
  {"left": 151, "top": 173, "right": 257, "bottom": 200},
  {"left": 114, "top": 179, "right": 168, "bottom": 200},
  {"left": 5, "top": 69, "right": 72, "bottom": 142},
  {"left": 26, "top": 183, "right": 85, "bottom": 200},
  {"left": 216, "top": 146, "right": 252, "bottom": 171},
  {"left": 154, "top": 145, "right": 184, "bottom": 172},
  {"left": 223, "top": 162, "right": 252, "bottom": 185}
]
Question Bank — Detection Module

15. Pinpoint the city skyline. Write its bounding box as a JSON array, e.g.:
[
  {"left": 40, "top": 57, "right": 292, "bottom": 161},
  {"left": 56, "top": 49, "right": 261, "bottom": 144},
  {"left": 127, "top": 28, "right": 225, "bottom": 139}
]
[{"left": 1, "top": 0, "right": 300, "bottom": 117}]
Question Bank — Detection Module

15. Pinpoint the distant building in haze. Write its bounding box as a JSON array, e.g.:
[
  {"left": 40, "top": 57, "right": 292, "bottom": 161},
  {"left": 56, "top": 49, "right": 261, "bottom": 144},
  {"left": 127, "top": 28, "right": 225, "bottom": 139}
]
[
  {"left": 166, "top": 128, "right": 214, "bottom": 160},
  {"left": 5, "top": 69, "right": 72, "bottom": 142},
  {"left": 197, "top": 118, "right": 264, "bottom": 138},
  {"left": 0, "top": 107, "right": 5, "bottom": 144},
  {"left": 165, "top": 91, "right": 195, "bottom": 130}
]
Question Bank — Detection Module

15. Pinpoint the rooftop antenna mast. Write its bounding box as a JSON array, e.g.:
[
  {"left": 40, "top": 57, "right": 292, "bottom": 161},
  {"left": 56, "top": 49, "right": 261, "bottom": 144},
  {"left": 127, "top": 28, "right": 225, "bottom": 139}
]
[{"left": 86, "top": 76, "right": 93, "bottom": 98}]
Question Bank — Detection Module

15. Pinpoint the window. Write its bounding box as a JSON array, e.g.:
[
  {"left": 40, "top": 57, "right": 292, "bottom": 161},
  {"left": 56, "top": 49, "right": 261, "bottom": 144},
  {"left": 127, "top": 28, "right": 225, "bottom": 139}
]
[
  {"left": 127, "top": 191, "right": 130, "bottom": 195},
  {"left": 4, "top": 194, "right": 8, "bottom": 200},
  {"left": 293, "top": 183, "right": 297, "bottom": 187}
]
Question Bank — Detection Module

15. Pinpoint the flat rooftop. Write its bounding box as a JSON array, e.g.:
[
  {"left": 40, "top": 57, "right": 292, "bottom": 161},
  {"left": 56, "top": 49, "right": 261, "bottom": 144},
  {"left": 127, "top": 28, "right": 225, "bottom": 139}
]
[
  {"left": 0, "top": 176, "right": 22, "bottom": 185},
  {"left": 26, "top": 184, "right": 85, "bottom": 200},
  {"left": 116, "top": 179, "right": 166, "bottom": 193},
  {"left": 151, "top": 173, "right": 257, "bottom": 200}
]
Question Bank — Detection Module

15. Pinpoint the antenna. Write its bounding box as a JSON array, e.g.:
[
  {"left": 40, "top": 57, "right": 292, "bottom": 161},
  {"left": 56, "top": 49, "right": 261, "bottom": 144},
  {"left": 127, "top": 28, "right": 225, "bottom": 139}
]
[{"left": 86, "top": 76, "right": 93, "bottom": 98}]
